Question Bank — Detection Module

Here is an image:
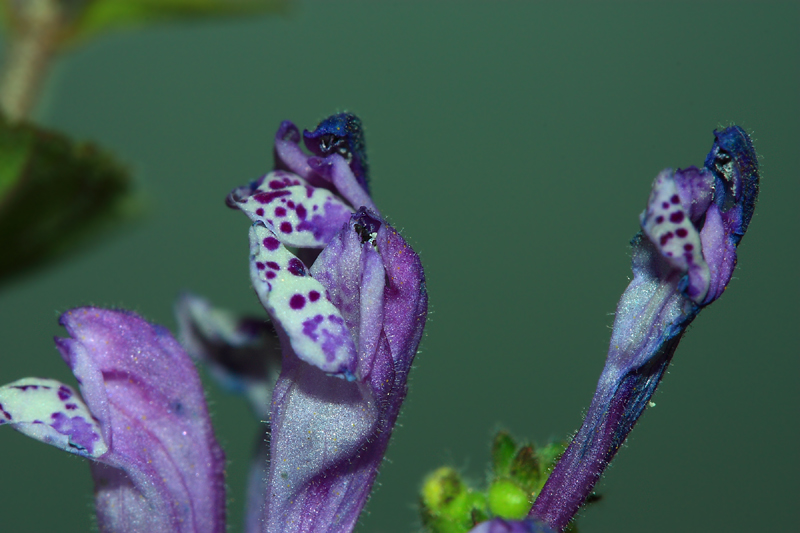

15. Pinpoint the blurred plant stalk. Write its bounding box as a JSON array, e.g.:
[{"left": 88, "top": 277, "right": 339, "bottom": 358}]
[
  {"left": 0, "top": 0, "right": 77, "bottom": 121},
  {"left": 0, "top": 0, "right": 289, "bottom": 120}
]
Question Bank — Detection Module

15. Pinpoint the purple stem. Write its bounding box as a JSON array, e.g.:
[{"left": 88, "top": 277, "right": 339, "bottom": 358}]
[{"left": 530, "top": 336, "right": 681, "bottom": 531}]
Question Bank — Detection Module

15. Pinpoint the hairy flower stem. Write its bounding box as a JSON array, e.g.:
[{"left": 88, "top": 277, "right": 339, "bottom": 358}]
[
  {"left": 531, "top": 337, "right": 680, "bottom": 531},
  {"left": 0, "top": 0, "right": 64, "bottom": 121}
]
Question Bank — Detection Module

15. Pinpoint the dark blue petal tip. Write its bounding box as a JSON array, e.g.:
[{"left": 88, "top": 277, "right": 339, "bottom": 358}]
[
  {"left": 704, "top": 126, "right": 760, "bottom": 236},
  {"left": 303, "top": 113, "right": 370, "bottom": 191}
]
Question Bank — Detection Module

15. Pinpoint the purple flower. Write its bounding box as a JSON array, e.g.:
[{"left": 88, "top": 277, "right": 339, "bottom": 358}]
[
  {"left": 529, "top": 126, "right": 759, "bottom": 531},
  {"left": 250, "top": 208, "right": 427, "bottom": 532},
  {"left": 1, "top": 114, "right": 424, "bottom": 533},
  {"left": 226, "top": 114, "right": 378, "bottom": 252},
  {"left": 0, "top": 307, "right": 225, "bottom": 533},
  {"left": 175, "top": 292, "right": 280, "bottom": 533},
  {"left": 187, "top": 114, "right": 428, "bottom": 532}
]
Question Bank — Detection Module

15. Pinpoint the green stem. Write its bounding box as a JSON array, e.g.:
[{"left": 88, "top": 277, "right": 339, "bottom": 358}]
[{"left": 0, "top": 0, "right": 64, "bottom": 121}]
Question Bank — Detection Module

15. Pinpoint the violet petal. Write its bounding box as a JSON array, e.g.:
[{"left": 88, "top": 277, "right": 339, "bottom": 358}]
[
  {"left": 698, "top": 203, "right": 737, "bottom": 305},
  {"left": 307, "top": 155, "right": 378, "bottom": 213},
  {"left": 263, "top": 344, "right": 379, "bottom": 533},
  {"left": 274, "top": 120, "right": 318, "bottom": 182},
  {"left": 174, "top": 294, "right": 279, "bottom": 532},
  {"left": 310, "top": 208, "right": 385, "bottom": 381},
  {"left": 245, "top": 428, "right": 270, "bottom": 533},
  {"left": 469, "top": 518, "right": 557, "bottom": 533},
  {"left": 261, "top": 209, "right": 427, "bottom": 532},
  {"left": 56, "top": 307, "right": 226, "bottom": 533}
]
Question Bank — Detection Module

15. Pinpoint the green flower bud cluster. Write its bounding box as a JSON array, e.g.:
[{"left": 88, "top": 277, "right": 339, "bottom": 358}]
[
  {"left": 420, "top": 431, "right": 592, "bottom": 533},
  {"left": 420, "top": 466, "right": 489, "bottom": 533}
]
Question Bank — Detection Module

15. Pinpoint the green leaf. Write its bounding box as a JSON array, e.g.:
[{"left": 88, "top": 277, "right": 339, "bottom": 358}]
[
  {"left": 0, "top": 114, "right": 138, "bottom": 285},
  {"left": 536, "top": 441, "right": 567, "bottom": 474},
  {"left": 0, "top": 117, "right": 32, "bottom": 201},
  {"left": 71, "top": 0, "right": 289, "bottom": 42},
  {"left": 509, "top": 444, "right": 540, "bottom": 492},
  {"left": 491, "top": 430, "right": 517, "bottom": 478}
]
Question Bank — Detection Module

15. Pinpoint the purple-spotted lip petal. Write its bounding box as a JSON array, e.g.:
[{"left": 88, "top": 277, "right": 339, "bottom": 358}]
[
  {"left": 228, "top": 170, "right": 354, "bottom": 249},
  {"left": 249, "top": 222, "right": 359, "bottom": 378},
  {"left": 226, "top": 177, "right": 262, "bottom": 207},
  {"left": 0, "top": 377, "right": 107, "bottom": 458},
  {"left": 175, "top": 293, "right": 281, "bottom": 419},
  {"left": 640, "top": 169, "right": 710, "bottom": 303}
]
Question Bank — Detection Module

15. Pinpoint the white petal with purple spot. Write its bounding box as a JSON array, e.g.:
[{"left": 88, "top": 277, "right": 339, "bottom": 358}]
[
  {"left": 249, "top": 223, "right": 357, "bottom": 377},
  {"left": 233, "top": 171, "right": 353, "bottom": 248},
  {"left": 640, "top": 170, "right": 710, "bottom": 302},
  {"left": 0, "top": 377, "right": 107, "bottom": 458}
]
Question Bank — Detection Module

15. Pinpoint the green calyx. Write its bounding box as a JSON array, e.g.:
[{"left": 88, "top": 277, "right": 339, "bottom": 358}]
[
  {"left": 420, "top": 467, "right": 489, "bottom": 533},
  {"left": 419, "top": 431, "right": 574, "bottom": 533}
]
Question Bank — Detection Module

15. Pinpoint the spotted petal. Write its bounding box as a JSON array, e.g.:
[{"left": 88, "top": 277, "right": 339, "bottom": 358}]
[
  {"left": 249, "top": 222, "right": 358, "bottom": 378},
  {"left": 640, "top": 168, "right": 710, "bottom": 303},
  {"left": 0, "top": 378, "right": 107, "bottom": 458},
  {"left": 228, "top": 170, "right": 353, "bottom": 248}
]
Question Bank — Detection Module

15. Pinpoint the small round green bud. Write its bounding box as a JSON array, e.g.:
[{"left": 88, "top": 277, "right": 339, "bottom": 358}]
[
  {"left": 421, "top": 467, "right": 465, "bottom": 511},
  {"left": 488, "top": 479, "right": 531, "bottom": 520}
]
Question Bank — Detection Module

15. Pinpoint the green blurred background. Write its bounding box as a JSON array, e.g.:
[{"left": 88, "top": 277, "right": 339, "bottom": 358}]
[{"left": 1, "top": 1, "right": 798, "bottom": 531}]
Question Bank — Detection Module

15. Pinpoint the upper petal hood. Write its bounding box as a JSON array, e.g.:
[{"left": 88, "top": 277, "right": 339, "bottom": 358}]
[{"left": 55, "top": 308, "right": 226, "bottom": 533}]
